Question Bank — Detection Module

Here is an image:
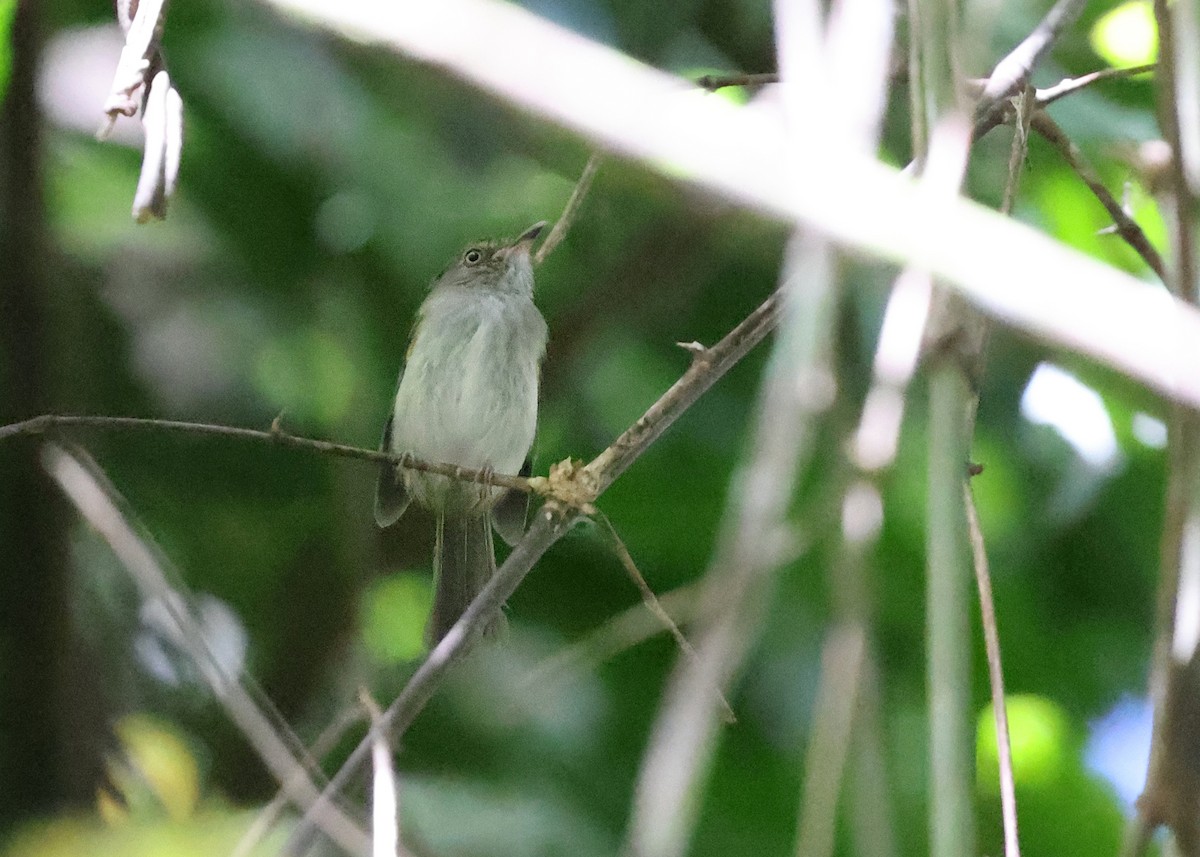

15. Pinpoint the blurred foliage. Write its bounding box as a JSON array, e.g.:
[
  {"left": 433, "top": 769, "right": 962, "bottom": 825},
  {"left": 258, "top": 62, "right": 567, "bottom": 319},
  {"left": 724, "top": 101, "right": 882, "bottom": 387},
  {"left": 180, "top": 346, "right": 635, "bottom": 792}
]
[
  {"left": 0, "top": 0, "right": 1176, "bottom": 856},
  {"left": 0, "top": 0, "right": 13, "bottom": 103}
]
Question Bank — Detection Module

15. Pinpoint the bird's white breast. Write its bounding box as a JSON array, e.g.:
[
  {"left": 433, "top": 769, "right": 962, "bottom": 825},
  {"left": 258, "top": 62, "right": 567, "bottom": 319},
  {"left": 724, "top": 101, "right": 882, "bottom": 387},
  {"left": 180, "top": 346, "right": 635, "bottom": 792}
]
[{"left": 388, "top": 287, "right": 547, "bottom": 509}]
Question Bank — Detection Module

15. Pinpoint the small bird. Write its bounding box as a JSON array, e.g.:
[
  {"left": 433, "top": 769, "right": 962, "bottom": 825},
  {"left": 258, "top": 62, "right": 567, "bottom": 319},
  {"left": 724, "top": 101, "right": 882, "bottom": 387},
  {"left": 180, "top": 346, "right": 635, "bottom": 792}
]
[{"left": 375, "top": 222, "right": 549, "bottom": 644}]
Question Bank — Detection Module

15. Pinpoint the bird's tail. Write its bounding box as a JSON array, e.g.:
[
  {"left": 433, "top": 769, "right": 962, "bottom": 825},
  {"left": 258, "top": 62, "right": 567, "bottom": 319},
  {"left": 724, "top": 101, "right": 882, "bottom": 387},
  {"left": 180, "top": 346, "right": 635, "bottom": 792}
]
[{"left": 428, "top": 511, "right": 504, "bottom": 645}]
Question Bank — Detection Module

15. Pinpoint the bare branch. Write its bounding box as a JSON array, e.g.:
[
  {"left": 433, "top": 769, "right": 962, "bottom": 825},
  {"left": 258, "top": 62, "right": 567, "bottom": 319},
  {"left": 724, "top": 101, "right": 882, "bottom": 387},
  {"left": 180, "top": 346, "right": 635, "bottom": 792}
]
[
  {"left": 100, "top": 0, "right": 168, "bottom": 129},
  {"left": 360, "top": 690, "right": 401, "bottom": 857},
  {"left": 697, "top": 72, "right": 780, "bottom": 91},
  {"left": 504, "top": 584, "right": 701, "bottom": 719},
  {"left": 1030, "top": 112, "right": 1169, "bottom": 283},
  {"left": 1036, "top": 64, "right": 1156, "bottom": 107},
  {"left": 595, "top": 512, "right": 735, "bottom": 723},
  {"left": 231, "top": 706, "right": 365, "bottom": 857},
  {"left": 262, "top": 0, "right": 1200, "bottom": 409},
  {"left": 99, "top": 0, "right": 183, "bottom": 221},
  {"left": 585, "top": 291, "right": 781, "bottom": 491},
  {"left": 1133, "top": 1, "right": 1200, "bottom": 853},
  {"left": 975, "top": 0, "right": 1087, "bottom": 121},
  {"left": 625, "top": 229, "right": 837, "bottom": 857},
  {"left": 534, "top": 152, "right": 602, "bottom": 265},
  {"left": 0, "top": 414, "right": 536, "bottom": 495},
  {"left": 1000, "top": 86, "right": 1034, "bottom": 216},
  {"left": 795, "top": 625, "right": 867, "bottom": 857},
  {"left": 287, "top": 283, "right": 786, "bottom": 854},
  {"left": 966, "top": 486, "right": 1022, "bottom": 857}
]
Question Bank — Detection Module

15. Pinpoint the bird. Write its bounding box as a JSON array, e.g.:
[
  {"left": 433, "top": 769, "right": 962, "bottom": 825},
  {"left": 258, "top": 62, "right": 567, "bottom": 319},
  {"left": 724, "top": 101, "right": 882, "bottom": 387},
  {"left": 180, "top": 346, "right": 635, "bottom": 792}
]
[{"left": 375, "top": 221, "right": 549, "bottom": 645}]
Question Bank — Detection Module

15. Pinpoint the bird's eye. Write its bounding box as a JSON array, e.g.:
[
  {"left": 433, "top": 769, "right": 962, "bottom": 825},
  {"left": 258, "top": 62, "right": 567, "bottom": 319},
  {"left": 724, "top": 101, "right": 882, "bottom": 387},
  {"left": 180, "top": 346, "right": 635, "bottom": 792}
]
[{"left": 464, "top": 248, "right": 484, "bottom": 265}]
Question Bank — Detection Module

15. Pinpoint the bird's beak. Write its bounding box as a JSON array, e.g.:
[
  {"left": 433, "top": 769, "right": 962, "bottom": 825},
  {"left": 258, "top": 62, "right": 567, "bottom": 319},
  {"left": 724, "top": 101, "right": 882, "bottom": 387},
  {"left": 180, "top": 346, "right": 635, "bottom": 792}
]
[
  {"left": 514, "top": 220, "right": 547, "bottom": 248},
  {"left": 494, "top": 221, "right": 546, "bottom": 264}
]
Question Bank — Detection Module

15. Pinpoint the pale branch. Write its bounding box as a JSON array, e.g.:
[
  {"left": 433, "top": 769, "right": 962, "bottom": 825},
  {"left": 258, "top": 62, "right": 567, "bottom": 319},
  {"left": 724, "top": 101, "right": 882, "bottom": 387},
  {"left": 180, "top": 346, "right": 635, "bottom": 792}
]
[
  {"left": 831, "top": 480, "right": 898, "bottom": 857},
  {"left": 505, "top": 584, "right": 701, "bottom": 718},
  {"left": 42, "top": 444, "right": 374, "bottom": 857},
  {"left": 287, "top": 285, "right": 785, "bottom": 854},
  {"left": 966, "top": 486, "right": 1022, "bottom": 857},
  {"left": 1133, "top": 1, "right": 1200, "bottom": 854},
  {"left": 1035, "top": 64, "right": 1156, "bottom": 107},
  {"left": 975, "top": 0, "right": 1087, "bottom": 122},
  {"left": 359, "top": 690, "right": 402, "bottom": 857},
  {"left": 101, "top": 0, "right": 168, "bottom": 128},
  {"left": 1030, "top": 112, "right": 1169, "bottom": 283},
  {"left": 262, "top": 0, "right": 1200, "bottom": 410},
  {"left": 925, "top": 364, "right": 976, "bottom": 857},
  {"left": 100, "top": 0, "right": 183, "bottom": 221},
  {"left": 0, "top": 414, "right": 536, "bottom": 495},
  {"left": 535, "top": 152, "right": 602, "bottom": 265},
  {"left": 626, "top": 231, "right": 838, "bottom": 857},
  {"left": 230, "top": 706, "right": 365, "bottom": 857},
  {"left": 795, "top": 624, "right": 867, "bottom": 857}
]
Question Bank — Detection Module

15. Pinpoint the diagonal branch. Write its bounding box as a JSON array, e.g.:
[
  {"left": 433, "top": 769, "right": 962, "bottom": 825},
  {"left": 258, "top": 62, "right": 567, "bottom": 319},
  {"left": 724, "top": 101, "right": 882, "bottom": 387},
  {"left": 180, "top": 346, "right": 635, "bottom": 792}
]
[
  {"left": 1029, "top": 112, "right": 1169, "bottom": 283},
  {"left": 285, "top": 285, "right": 785, "bottom": 854},
  {"left": 43, "top": 444, "right": 375, "bottom": 857},
  {"left": 535, "top": 152, "right": 602, "bottom": 265}
]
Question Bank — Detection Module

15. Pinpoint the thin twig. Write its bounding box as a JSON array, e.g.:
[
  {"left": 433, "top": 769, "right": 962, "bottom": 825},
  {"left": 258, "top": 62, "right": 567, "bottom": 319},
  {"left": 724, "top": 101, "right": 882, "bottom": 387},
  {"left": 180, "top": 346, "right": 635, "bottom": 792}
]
[
  {"left": 965, "top": 485, "right": 1021, "bottom": 857},
  {"left": 696, "top": 72, "right": 780, "bottom": 91},
  {"left": 1029, "top": 112, "right": 1169, "bottom": 283},
  {"left": 267, "top": 0, "right": 1200, "bottom": 409},
  {"left": 359, "top": 689, "right": 401, "bottom": 857},
  {"left": 1036, "top": 64, "right": 1156, "bottom": 107},
  {"left": 0, "top": 414, "right": 536, "bottom": 494},
  {"left": 534, "top": 152, "right": 602, "bottom": 265},
  {"left": 504, "top": 584, "right": 701, "bottom": 720},
  {"left": 100, "top": 0, "right": 167, "bottom": 131},
  {"left": 595, "top": 512, "right": 735, "bottom": 724},
  {"left": 230, "top": 706, "right": 365, "bottom": 857},
  {"left": 585, "top": 290, "right": 781, "bottom": 492}
]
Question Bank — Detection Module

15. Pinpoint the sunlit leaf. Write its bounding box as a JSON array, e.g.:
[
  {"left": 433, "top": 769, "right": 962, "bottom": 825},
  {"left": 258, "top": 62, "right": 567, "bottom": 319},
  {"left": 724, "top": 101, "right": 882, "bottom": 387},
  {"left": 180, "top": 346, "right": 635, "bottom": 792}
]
[
  {"left": 1090, "top": 0, "right": 1157, "bottom": 67},
  {"left": 362, "top": 574, "right": 431, "bottom": 663},
  {"left": 0, "top": 0, "right": 16, "bottom": 105}
]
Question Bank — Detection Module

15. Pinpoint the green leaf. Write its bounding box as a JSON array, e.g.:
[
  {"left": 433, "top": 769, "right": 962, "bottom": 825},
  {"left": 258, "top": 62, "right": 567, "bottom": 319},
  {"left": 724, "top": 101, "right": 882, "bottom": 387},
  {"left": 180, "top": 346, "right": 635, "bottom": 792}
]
[{"left": 0, "top": 0, "right": 17, "bottom": 106}]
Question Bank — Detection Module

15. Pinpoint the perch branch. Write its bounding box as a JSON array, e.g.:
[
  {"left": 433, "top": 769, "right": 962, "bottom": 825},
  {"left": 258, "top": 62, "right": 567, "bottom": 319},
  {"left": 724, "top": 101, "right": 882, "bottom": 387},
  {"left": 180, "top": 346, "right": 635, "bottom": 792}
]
[
  {"left": 287, "top": 285, "right": 785, "bottom": 854},
  {"left": 0, "top": 414, "right": 536, "bottom": 495}
]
